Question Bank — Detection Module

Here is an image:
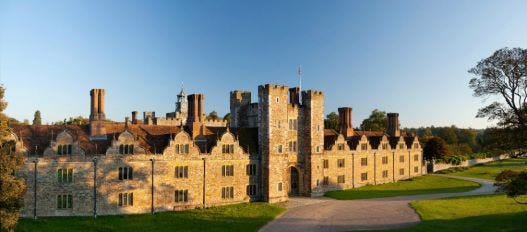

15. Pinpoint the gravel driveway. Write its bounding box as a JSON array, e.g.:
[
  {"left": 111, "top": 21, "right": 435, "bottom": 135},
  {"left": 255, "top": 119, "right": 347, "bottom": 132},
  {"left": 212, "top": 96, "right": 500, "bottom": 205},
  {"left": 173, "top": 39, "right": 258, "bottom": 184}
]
[{"left": 259, "top": 175, "right": 496, "bottom": 232}]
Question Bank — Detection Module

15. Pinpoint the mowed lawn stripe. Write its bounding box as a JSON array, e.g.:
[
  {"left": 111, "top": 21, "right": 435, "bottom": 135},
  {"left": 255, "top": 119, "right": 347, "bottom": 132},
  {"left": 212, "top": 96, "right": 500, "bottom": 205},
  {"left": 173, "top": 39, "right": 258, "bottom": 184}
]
[
  {"left": 446, "top": 157, "right": 527, "bottom": 180},
  {"left": 375, "top": 194, "right": 527, "bottom": 232},
  {"left": 16, "top": 202, "right": 286, "bottom": 232},
  {"left": 324, "top": 175, "right": 480, "bottom": 200}
]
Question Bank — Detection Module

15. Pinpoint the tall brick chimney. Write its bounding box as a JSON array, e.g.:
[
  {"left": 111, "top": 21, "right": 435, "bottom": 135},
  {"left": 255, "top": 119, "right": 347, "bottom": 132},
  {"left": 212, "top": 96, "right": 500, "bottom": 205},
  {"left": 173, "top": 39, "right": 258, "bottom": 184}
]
[
  {"left": 338, "top": 107, "right": 354, "bottom": 138},
  {"left": 131, "top": 111, "right": 138, "bottom": 124},
  {"left": 89, "top": 89, "right": 107, "bottom": 140},
  {"left": 386, "top": 113, "right": 401, "bottom": 137},
  {"left": 187, "top": 94, "right": 205, "bottom": 137},
  {"left": 289, "top": 87, "right": 300, "bottom": 105}
]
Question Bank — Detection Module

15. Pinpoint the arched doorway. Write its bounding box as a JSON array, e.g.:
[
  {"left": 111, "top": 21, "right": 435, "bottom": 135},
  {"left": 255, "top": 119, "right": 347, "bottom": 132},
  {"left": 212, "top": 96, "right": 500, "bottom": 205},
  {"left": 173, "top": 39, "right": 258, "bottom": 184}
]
[{"left": 289, "top": 167, "right": 299, "bottom": 196}]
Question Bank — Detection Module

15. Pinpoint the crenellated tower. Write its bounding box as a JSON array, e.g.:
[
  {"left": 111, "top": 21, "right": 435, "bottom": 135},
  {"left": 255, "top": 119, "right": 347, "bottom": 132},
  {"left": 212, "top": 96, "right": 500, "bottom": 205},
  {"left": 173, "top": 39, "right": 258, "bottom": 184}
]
[
  {"left": 230, "top": 90, "right": 251, "bottom": 128},
  {"left": 258, "top": 84, "right": 289, "bottom": 203},
  {"left": 300, "top": 90, "right": 325, "bottom": 195}
]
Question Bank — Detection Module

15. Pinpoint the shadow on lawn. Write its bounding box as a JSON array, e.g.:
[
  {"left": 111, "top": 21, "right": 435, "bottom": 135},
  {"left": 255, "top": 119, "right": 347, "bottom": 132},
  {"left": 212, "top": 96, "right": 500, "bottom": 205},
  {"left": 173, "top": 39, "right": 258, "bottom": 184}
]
[
  {"left": 16, "top": 203, "right": 284, "bottom": 232},
  {"left": 325, "top": 185, "right": 481, "bottom": 200},
  {"left": 386, "top": 211, "right": 527, "bottom": 232}
]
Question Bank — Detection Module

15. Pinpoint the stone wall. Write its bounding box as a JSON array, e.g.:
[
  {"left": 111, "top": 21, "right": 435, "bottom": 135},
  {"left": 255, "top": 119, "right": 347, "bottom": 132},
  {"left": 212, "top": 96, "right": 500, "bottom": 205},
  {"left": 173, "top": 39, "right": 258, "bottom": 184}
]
[
  {"left": 430, "top": 154, "right": 510, "bottom": 172},
  {"left": 18, "top": 131, "right": 258, "bottom": 218}
]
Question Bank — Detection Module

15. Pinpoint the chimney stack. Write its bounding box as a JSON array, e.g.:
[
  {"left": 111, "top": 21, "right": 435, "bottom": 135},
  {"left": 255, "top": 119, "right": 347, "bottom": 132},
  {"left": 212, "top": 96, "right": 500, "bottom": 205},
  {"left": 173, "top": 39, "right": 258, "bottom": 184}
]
[
  {"left": 187, "top": 94, "right": 204, "bottom": 124},
  {"left": 338, "top": 107, "right": 354, "bottom": 138},
  {"left": 131, "top": 111, "right": 138, "bottom": 124},
  {"left": 387, "top": 113, "right": 400, "bottom": 137},
  {"left": 289, "top": 87, "right": 300, "bottom": 105},
  {"left": 187, "top": 94, "right": 205, "bottom": 138},
  {"left": 89, "top": 89, "right": 107, "bottom": 140}
]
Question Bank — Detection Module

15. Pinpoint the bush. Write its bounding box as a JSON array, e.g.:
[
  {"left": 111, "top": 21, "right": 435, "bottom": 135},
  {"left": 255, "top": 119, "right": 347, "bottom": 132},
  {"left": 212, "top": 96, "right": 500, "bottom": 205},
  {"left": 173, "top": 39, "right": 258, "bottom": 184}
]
[
  {"left": 496, "top": 171, "right": 527, "bottom": 204},
  {"left": 435, "top": 166, "right": 469, "bottom": 174},
  {"left": 495, "top": 170, "right": 519, "bottom": 182},
  {"left": 442, "top": 155, "right": 467, "bottom": 165}
]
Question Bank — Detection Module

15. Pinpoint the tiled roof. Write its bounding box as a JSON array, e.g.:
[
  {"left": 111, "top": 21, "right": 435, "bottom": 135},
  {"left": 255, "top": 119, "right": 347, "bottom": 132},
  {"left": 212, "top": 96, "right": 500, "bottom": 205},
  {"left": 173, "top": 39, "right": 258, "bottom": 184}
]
[{"left": 10, "top": 123, "right": 257, "bottom": 155}]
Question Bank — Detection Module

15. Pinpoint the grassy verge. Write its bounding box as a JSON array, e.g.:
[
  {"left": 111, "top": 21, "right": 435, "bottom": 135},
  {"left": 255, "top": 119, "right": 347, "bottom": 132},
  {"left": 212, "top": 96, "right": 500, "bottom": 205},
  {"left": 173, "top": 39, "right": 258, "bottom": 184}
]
[
  {"left": 324, "top": 175, "right": 480, "bottom": 200},
  {"left": 16, "top": 202, "right": 286, "bottom": 232},
  {"left": 377, "top": 194, "right": 527, "bottom": 232},
  {"left": 437, "top": 157, "right": 527, "bottom": 180}
]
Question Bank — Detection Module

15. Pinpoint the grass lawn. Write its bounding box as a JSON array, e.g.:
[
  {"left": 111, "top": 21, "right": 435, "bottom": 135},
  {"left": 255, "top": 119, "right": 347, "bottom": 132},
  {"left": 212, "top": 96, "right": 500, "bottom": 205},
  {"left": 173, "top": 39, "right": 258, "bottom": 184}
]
[
  {"left": 377, "top": 194, "right": 527, "bottom": 232},
  {"left": 440, "top": 157, "right": 527, "bottom": 180},
  {"left": 324, "top": 175, "right": 480, "bottom": 200},
  {"left": 16, "top": 202, "right": 285, "bottom": 232}
]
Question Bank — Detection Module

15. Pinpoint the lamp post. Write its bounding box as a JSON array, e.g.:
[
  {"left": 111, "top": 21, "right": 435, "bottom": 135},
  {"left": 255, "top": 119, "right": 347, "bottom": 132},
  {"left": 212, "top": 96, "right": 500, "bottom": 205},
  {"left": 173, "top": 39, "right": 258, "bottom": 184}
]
[
  {"left": 32, "top": 158, "right": 38, "bottom": 220},
  {"left": 150, "top": 157, "right": 155, "bottom": 214},
  {"left": 92, "top": 157, "right": 98, "bottom": 218}
]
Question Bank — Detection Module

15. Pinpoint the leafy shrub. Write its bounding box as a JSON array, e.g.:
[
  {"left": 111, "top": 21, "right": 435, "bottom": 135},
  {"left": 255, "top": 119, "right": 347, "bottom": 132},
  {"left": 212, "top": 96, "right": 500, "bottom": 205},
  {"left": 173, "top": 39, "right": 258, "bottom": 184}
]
[
  {"left": 495, "top": 170, "right": 519, "bottom": 182},
  {"left": 496, "top": 171, "right": 527, "bottom": 204}
]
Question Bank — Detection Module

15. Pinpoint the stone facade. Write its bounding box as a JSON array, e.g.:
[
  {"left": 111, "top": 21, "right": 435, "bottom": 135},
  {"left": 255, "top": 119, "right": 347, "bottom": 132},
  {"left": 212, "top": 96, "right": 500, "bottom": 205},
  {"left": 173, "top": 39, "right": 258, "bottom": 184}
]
[{"left": 12, "top": 83, "right": 423, "bottom": 218}]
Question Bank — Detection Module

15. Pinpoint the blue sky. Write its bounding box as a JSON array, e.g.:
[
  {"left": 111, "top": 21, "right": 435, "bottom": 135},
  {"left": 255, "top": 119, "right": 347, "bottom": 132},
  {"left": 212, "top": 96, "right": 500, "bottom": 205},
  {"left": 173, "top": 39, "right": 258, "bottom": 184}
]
[{"left": 1, "top": 0, "right": 526, "bottom": 128}]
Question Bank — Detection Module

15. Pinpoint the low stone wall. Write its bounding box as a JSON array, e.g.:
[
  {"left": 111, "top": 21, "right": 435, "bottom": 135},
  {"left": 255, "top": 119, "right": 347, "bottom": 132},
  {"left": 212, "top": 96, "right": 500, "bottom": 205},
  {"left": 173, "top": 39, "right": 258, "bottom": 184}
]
[{"left": 431, "top": 154, "right": 510, "bottom": 172}]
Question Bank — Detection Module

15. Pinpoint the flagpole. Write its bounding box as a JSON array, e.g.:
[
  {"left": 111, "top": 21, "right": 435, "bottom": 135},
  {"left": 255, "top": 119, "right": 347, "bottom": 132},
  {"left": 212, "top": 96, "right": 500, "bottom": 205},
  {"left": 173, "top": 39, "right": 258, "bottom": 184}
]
[{"left": 298, "top": 65, "right": 303, "bottom": 103}]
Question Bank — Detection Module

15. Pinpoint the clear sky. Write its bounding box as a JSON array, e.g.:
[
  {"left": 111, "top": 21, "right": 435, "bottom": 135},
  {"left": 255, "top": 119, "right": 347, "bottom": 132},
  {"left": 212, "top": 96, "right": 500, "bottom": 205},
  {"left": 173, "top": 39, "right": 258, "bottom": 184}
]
[{"left": 1, "top": 0, "right": 526, "bottom": 129}]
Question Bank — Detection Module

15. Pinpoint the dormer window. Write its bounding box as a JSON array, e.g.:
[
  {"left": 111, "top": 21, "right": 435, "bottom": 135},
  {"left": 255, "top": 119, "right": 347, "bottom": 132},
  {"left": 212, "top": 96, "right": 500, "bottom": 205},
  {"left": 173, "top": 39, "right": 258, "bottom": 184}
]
[
  {"left": 222, "top": 144, "right": 234, "bottom": 154},
  {"left": 414, "top": 143, "right": 419, "bottom": 149},
  {"left": 361, "top": 144, "right": 368, "bottom": 150},
  {"left": 399, "top": 144, "right": 405, "bottom": 149},
  {"left": 58, "top": 144, "right": 72, "bottom": 155},
  {"left": 382, "top": 143, "right": 388, "bottom": 150},
  {"left": 337, "top": 143, "right": 345, "bottom": 150},
  {"left": 176, "top": 144, "right": 190, "bottom": 154},
  {"left": 119, "top": 144, "right": 134, "bottom": 155}
]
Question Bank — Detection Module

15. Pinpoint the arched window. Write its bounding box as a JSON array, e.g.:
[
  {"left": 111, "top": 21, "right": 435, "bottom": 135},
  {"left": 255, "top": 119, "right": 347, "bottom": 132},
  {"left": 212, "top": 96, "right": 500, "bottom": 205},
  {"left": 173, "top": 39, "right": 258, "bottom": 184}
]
[
  {"left": 58, "top": 145, "right": 63, "bottom": 155},
  {"left": 119, "top": 145, "right": 124, "bottom": 154},
  {"left": 68, "top": 144, "right": 72, "bottom": 154}
]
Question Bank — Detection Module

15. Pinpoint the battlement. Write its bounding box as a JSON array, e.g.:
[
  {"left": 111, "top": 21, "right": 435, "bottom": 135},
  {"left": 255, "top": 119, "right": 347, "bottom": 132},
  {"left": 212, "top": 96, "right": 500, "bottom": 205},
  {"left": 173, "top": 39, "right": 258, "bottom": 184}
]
[
  {"left": 258, "top": 83, "right": 289, "bottom": 92},
  {"left": 230, "top": 90, "right": 251, "bottom": 97},
  {"left": 302, "top": 90, "right": 324, "bottom": 96}
]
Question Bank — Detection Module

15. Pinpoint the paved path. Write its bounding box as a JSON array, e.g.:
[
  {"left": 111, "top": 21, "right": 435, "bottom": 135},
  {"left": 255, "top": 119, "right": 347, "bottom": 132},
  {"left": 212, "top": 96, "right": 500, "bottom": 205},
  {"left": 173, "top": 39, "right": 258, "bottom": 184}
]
[{"left": 259, "top": 175, "right": 496, "bottom": 232}]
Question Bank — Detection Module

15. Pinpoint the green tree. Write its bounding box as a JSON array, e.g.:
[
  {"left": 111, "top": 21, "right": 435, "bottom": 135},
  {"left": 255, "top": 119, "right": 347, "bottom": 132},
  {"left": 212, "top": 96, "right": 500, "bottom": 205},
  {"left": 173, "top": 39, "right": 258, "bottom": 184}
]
[
  {"left": 324, "top": 112, "right": 338, "bottom": 130},
  {"left": 0, "top": 86, "right": 26, "bottom": 231},
  {"left": 223, "top": 113, "right": 231, "bottom": 125},
  {"left": 423, "top": 137, "right": 449, "bottom": 161},
  {"left": 421, "top": 128, "right": 433, "bottom": 142},
  {"left": 437, "top": 126, "right": 458, "bottom": 144},
  {"left": 469, "top": 47, "right": 527, "bottom": 129},
  {"left": 69, "top": 116, "right": 88, "bottom": 125},
  {"left": 360, "top": 109, "right": 387, "bottom": 131},
  {"left": 206, "top": 111, "right": 219, "bottom": 121},
  {"left": 32, "top": 110, "right": 42, "bottom": 126},
  {"left": 495, "top": 170, "right": 527, "bottom": 204}
]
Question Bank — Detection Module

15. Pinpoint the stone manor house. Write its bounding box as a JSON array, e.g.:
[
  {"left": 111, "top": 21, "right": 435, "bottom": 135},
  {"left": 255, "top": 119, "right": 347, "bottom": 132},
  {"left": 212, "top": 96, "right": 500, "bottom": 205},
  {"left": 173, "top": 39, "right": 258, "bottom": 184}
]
[{"left": 9, "top": 84, "right": 423, "bottom": 217}]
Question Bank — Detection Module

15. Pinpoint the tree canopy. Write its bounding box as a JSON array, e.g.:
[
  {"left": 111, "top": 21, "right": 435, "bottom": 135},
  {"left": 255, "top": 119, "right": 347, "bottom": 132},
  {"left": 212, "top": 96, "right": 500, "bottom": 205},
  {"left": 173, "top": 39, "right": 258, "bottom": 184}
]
[
  {"left": 423, "top": 137, "right": 449, "bottom": 161},
  {"left": 32, "top": 110, "right": 42, "bottom": 126},
  {"left": 223, "top": 113, "right": 231, "bottom": 125},
  {"left": 324, "top": 112, "right": 338, "bottom": 130},
  {"left": 0, "top": 86, "right": 26, "bottom": 231},
  {"left": 360, "top": 109, "right": 387, "bottom": 131},
  {"left": 206, "top": 111, "right": 219, "bottom": 121},
  {"left": 469, "top": 47, "right": 527, "bottom": 129}
]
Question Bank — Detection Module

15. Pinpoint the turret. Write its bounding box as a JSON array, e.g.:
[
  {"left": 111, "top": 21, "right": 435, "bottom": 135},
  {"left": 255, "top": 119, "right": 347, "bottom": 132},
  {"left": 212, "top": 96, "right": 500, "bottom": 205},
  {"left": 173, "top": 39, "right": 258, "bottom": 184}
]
[
  {"left": 258, "top": 84, "right": 289, "bottom": 203},
  {"left": 230, "top": 90, "right": 251, "bottom": 128}
]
